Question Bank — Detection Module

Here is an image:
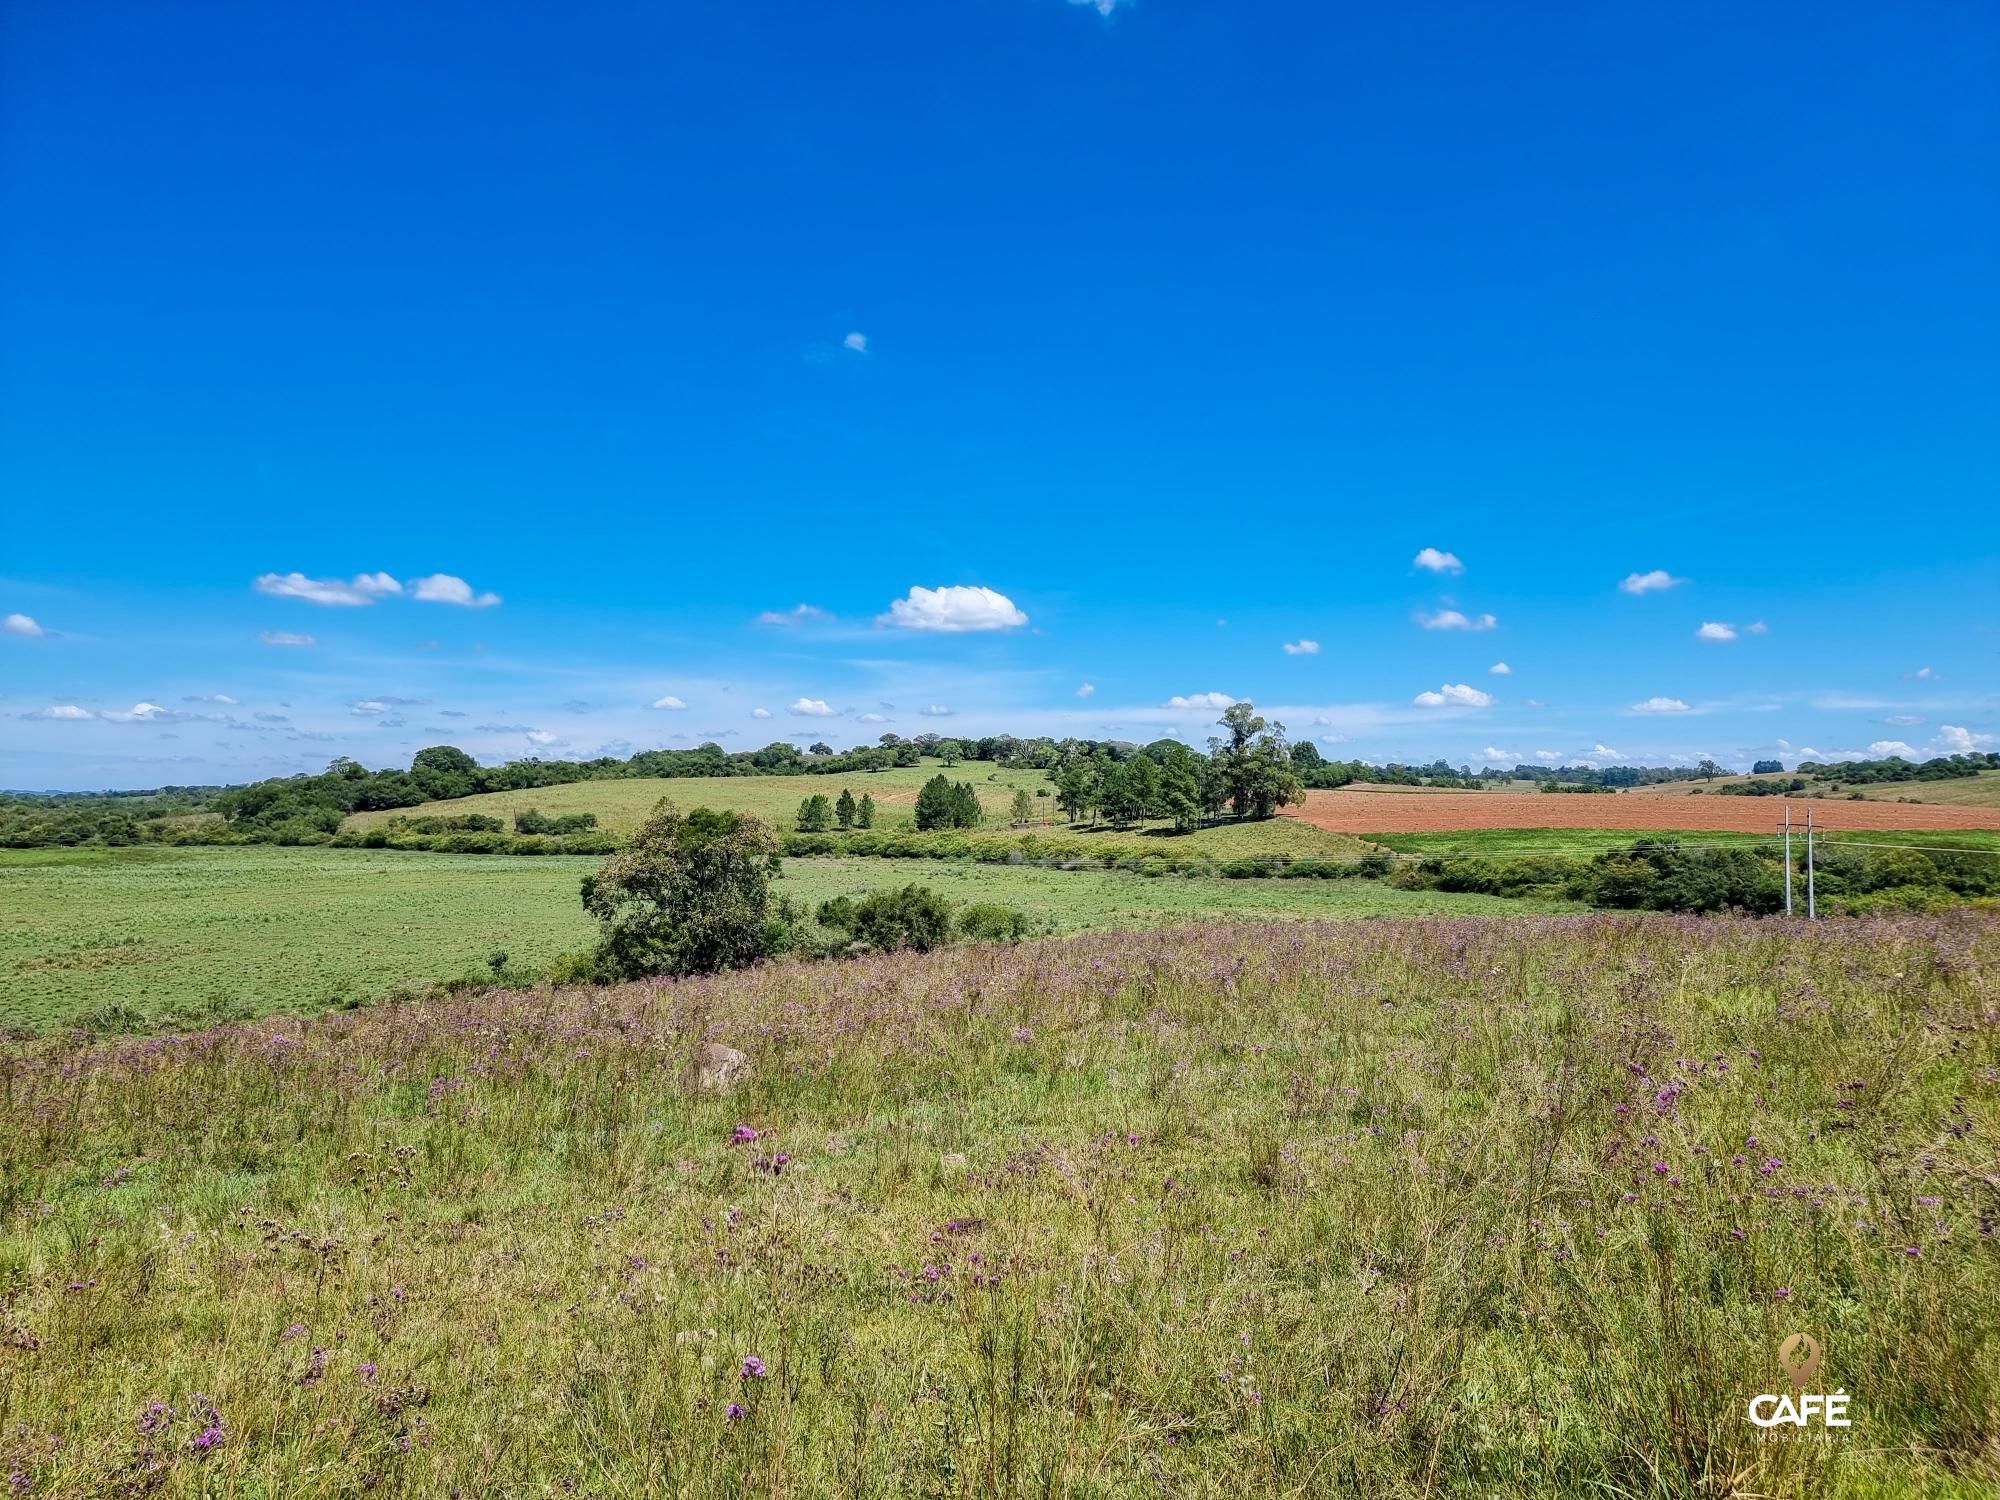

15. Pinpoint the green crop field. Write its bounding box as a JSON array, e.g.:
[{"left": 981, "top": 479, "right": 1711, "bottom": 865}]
[
  {"left": 1846, "top": 771, "right": 2000, "bottom": 807},
  {"left": 0, "top": 846, "right": 1576, "bottom": 1032},
  {"left": 342, "top": 760, "right": 1371, "bottom": 858},
  {"left": 1368, "top": 826, "right": 2000, "bottom": 857}
]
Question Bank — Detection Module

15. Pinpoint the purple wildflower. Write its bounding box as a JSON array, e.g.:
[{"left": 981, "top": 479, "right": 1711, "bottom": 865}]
[
  {"left": 740, "top": 1355, "right": 766, "bottom": 1379},
  {"left": 726, "top": 1402, "right": 746, "bottom": 1422},
  {"left": 731, "top": 1125, "right": 759, "bottom": 1145}
]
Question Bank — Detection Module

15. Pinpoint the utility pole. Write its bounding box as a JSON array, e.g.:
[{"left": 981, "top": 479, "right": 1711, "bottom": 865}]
[
  {"left": 1806, "top": 805, "right": 1817, "bottom": 920},
  {"left": 1781, "top": 802, "right": 1794, "bottom": 917}
]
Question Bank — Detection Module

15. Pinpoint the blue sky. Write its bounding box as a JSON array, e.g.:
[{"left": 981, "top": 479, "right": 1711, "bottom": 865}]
[{"left": 2, "top": 0, "right": 1995, "bottom": 790}]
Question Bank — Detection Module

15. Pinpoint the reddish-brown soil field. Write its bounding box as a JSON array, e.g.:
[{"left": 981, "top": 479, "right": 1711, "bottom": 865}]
[{"left": 1281, "top": 788, "right": 2000, "bottom": 834}]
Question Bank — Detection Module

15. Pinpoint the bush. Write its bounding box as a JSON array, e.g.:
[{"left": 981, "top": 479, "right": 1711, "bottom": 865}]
[
  {"left": 818, "top": 884, "right": 955, "bottom": 952},
  {"left": 958, "top": 903, "right": 1030, "bottom": 943}
]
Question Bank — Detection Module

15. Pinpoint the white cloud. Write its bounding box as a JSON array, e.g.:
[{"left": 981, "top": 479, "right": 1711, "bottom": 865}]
[
  {"left": 258, "top": 631, "right": 317, "bottom": 647},
  {"left": 525, "top": 730, "right": 560, "bottom": 747},
  {"left": 1280, "top": 639, "right": 1320, "bottom": 656},
  {"left": 1075, "top": 682, "right": 1095, "bottom": 698},
  {"left": 1882, "top": 715, "right": 1922, "bottom": 726},
  {"left": 24, "top": 704, "right": 93, "bottom": 720},
  {"left": 1417, "top": 609, "right": 1497, "bottom": 632},
  {"left": 651, "top": 695, "right": 688, "bottom": 710},
  {"left": 1318, "top": 734, "right": 1346, "bottom": 745},
  {"left": 751, "top": 707, "right": 772, "bottom": 720},
  {"left": 920, "top": 704, "right": 954, "bottom": 717},
  {"left": 101, "top": 702, "right": 173, "bottom": 723},
  {"left": 1067, "top": 0, "right": 1128, "bottom": 14},
  {"left": 755, "top": 603, "right": 829, "bottom": 626},
  {"left": 410, "top": 573, "right": 501, "bottom": 608},
  {"left": 788, "top": 697, "right": 836, "bottom": 717},
  {"left": 858, "top": 712, "right": 888, "bottom": 724},
  {"left": 1591, "top": 744, "right": 1621, "bottom": 758},
  {"left": 1164, "top": 692, "right": 1237, "bottom": 709},
  {"left": 1695, "top": 622, "right": 1738, "bottom": 642},
  {"left": 255, "top": 572, "right": 382, "bottom": 606},
  {"left": 880, "top": 584, "right": 1027, "bottom": 633},
  {"left": 1412, "top": 683, "right": 1493, "bottom": 708},
  {"left": 1631, "top": 696, "right": 1692, "bottom": 714},
  {"left": 1908, "top": 666, "right": 1937, "bottom": 681},
  {"left": 1938, "top": 724, "right": 1996, "bottom": 753},
  {"left": 1747, "top": 619, "right": 1768, "bottom": 635},
  {"left": 1488, "top": 661, "right": 1511, "bottom": 676},
  {"left": 351, "top": 700, "right": 391, "bottom": 715},
  {"left": 842, "top": 332, "right": 868, "bottom": 353},
  {"left": 3, "top": 612, "right": 45, "bottom": 638},
  {"left": 352, "top": 571, "right": 403, "bottom": 598},
  {"left": 1619, "top": 569, "right": 1685, "bottom": 596},
  {"left": 185, "top": 693, "right": 239, "bottom": 705},
  {"left": 1482, "top": 746, "right": 1518, "bottom": 762},
  {"left": 1868, "top": 740, "right": 1918, "bottom": 758},
  {"left": 1413, "top": 547, "right": 1464, "bottom": 575}
]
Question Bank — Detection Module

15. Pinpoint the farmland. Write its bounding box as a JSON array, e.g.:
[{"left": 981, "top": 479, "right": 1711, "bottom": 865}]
[
  {"left": 0, "top": 846, "right": 1572, "bottom": 1032},
  {"left": 2, "top": 913, "right": 1993, "bottom": 1497},
  {"left": 1284, "top": 786, "right": 2000, "bottom": 836}
]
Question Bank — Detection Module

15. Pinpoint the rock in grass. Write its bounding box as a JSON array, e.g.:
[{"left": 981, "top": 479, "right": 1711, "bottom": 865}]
[{"left": 692, "top": 1042, "right": 751, "bottom": 1093}]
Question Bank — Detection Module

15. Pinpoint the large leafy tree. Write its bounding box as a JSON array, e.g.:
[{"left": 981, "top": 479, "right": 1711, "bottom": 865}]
[
  {"left": 1208, "top": 701, "right": 1304, "bottom": 820},
  {"left": 579, "top": 801, "right": 779, "bottom": 978}
]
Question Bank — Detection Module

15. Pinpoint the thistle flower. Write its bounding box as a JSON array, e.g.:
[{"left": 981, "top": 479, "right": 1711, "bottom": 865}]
[{"left": 740, "top": 1355, "right": 766, "bottom": 1379}]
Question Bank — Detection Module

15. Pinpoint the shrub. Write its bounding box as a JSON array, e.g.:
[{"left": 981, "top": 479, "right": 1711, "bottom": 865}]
[
  {"left": 957, "top": 903, "right": 1030, "bottom": 943},
  {"left": 819, "top": 884, "right": 955, "bottom": 952}
]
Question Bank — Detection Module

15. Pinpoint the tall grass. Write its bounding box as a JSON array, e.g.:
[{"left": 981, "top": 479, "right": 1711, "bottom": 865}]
[{"left": 1, "top": 914, "right": 1995, "bottom": 1496}]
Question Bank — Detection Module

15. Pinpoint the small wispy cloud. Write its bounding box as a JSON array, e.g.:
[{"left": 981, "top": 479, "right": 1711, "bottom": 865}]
[
  {"left": 842, "top": 332, "right": 868, "bottom": 353},
  {"left": 1868, "top": 739, "right": 1918, "bottom": 758},
  {"left": 3, "top": 612, "right": 45, "bottom": 638},
  {"left": 23, "top": 704, "right": 94, "bottom": 720},
  {"left": 788, "top": 697, "right": 836, "bottom": 717},
  {"left": 755, "top": 603, "right": 830, "bottom": 626},
  {"left": 1164, "top": 692, "right": 1237, "bottom": 709},
  {"left": 1619, "top": 569, "right": 1685, "bottom": 596},
  {"left": 1631, "top": 696, "right": 1692, "bottom": 714},
  {"left": 1413, "top": 547, "right": 1463, "bottom": 575},
  {"left": 1417, "top": 609, "right": 1497, "bottom": 632},
  {"left": 751, "top": 707, "right": 772, "bottom": 719},
  {"left": 1907, "top": 666, "right": 1938, "bottom": 681},
  {"left": 183, "top": 693, "right": 239, "bottom": 705},
  {"left": 920, "top": 704, "right": 954, "bottom": 717},
  {"left": 1076, "top": 682, "right": 1095, "bottom": 698},
  {"left": 651, "top": 695, "right": 689, "bottom": 710},
  {"left": 258, "top": 631, "right": 317, "bottom": 648},
  {"left": 1695, "top": 622, "right": 1738, "bottom": 642},
  {"left": 1488, "top": 661, "right": 1511, "bottom": 676},
  {"left": 254, "top": 570, "right": 499, "bottom": 607},
  {"left": 1282, "top": 639, "right": 1320, "bottom": 656}
]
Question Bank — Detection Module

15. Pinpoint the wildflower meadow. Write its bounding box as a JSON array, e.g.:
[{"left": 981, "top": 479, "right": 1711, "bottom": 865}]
[{"left": 2, "top": 913, "right": 1995, "bottom": 1496}]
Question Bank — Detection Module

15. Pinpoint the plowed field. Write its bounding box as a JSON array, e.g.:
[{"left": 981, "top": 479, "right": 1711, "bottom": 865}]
[{"left": 1281, "top": 788, "right": 2000, "bottom": 834}]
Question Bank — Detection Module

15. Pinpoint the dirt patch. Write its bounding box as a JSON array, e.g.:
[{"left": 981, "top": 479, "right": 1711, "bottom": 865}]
[{"left": 1281, "top": 789, "right": 2000, "bottom": 835}]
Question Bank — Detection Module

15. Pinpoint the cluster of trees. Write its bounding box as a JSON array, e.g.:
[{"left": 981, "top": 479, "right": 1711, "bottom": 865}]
[
  {"left": 1713, "top": 778, "right": 1810, "bottom": 797},
  {"left": 914, "top": 775, "right": 982, "bottom": 830},
  {"left": 1797, "top": 752, "right": 2000, "bottom": 785},
  {"left": 1043, "top": 704, "right": 1304, "bottom": 829},
  {"left": 1485, "top": 762, "right": 1729, "bottom": 788},
  {"left": 1395, "top": 836, "right": 2000, "bottom": 914},
  {"left": 796, "top": 789, "right": 877, "bottom": 832},
  {"left": 513, "top": 808, "right": 600, "bottom": 835},
  {"left": 0, "top": 788, "right": 219, "bottom": 848}
]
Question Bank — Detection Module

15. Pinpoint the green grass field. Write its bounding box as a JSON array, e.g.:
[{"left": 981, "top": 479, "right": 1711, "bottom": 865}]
[
  {"left": 0, "top": 846, "right": 1576, "bottom": 1031},
  {"left": 1365, "top": 826, "right": 2000, "bottom": 857},
  {"left": 1846, "top": 771, "right": 2000, "bottom": 807},
  {"left": 4, "top": 915, "right": 1993, "bottom": 1496}
]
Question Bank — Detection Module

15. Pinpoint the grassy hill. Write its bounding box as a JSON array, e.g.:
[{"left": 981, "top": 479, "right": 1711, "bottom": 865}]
[{"left": 344, "top": 759, "right": 1372, "bottom": 858}]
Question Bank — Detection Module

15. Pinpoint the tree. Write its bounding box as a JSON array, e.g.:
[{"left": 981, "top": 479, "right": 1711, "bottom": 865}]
[
  {"left": 893, "top": 743, "right": 921, "bottom": 768},
  {"left": 857, "top": 792, "right": 876, "bottom": 828},
  {"left": 915, "top": 774, "right": 981, "bottom": 830},
  {"left": 809, "top": 742, "right": 833, "bottom": 757},
  {"left": 1752, "top": 759, "right": 1785, "bottom": 775},
  {"left": 835, "top": 788, "right": 857, "bottom": 829},
  {"left": 796, "top": 793, "right": 833, "bottom": 832},
  {"left": 938, "top": 739, "right": 964, "bottom": 767},
  {"left": 1009, "top": 788, "right": 1035, "bottom": 824},
  {"left": 579, "top": 801, "right": 779, "bottom": 978},
  {"left": 1208, "top": 702, "right": 1303, "bottom": 819},
  {"left": 1698, "top": 759, "right": 1725, "bottom": 781},
  {"left": 1052, "top": 761, "right": 1093, "bottom": 823}
]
